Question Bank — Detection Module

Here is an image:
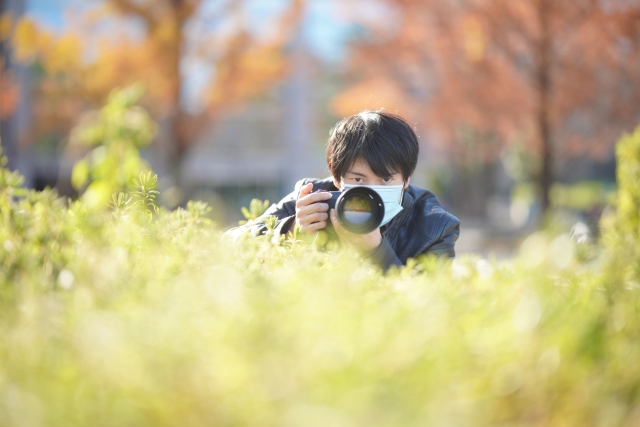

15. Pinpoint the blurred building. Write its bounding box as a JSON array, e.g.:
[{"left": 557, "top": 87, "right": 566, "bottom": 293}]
[{"left": 180, "top": 42, "right": 335, "bottom": 224}]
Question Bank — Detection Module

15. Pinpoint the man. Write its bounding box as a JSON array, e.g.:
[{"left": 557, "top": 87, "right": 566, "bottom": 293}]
[{"left": 229, "top": 110, "right": 460, "bottom": 270}]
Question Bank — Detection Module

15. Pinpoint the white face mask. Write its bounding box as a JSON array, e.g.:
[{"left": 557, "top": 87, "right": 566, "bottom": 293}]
[{"left": 341, "top": 183, "right": 404, "bottom": 227}]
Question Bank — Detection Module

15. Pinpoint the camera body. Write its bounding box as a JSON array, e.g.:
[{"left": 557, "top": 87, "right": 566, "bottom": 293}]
[
  {"left": 321, "top": 191, "right": 342, "bottom": 211},
  {"left": 313, "top": 186, "right": 385, "bottom": 234}
]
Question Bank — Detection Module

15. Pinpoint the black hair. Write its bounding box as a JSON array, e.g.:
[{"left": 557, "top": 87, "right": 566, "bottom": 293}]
[{"left": 326, "top": 110, "right": 419, "bottom": 183}]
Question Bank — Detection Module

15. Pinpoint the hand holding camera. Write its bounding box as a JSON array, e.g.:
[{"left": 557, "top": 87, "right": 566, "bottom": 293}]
[
  {"left": 290, "top": 183, "right": 332, "bottom": 234},
  {"left": 290, "top": 182, "right": 392, "bottom": 255}
]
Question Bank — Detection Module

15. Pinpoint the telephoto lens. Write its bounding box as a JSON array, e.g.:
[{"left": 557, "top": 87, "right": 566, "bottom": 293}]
[{"left": 315, "top": 187, "right": 385, "bottom": 234}]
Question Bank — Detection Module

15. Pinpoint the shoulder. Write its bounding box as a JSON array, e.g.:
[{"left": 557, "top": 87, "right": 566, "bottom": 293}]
[{"left": 405, "top": 185, "right": 460, "bottom": 240}]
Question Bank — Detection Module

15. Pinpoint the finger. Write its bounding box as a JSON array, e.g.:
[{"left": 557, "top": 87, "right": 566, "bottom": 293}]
[
  {"left": 296, "top": 192, "right": 331, "bottom": 208},
  {"left": 331, "top": 210, "right": 357, "bottom": 240},
  {"left": 301, "top": 221, "right": 327, "bottom": 233},
  {"left": 330, "top": 210, "right": 351, "bottom": 246},
  {"left": 297, "top": 203, "right": 329, "bottom": 218},
  {"left": 330, "top": 209, "right": 345, "bottom": 234},
  {"left": 296, "top": 183, "right": 315, "bottom": 208},
  {"left": 296, "top": 191, "right": 332, "bottom": 208},
  {"left": 298, "top": 211, "right": 329, "bottom": 225},
  {"left": 298, "top": 182, "right": 314, "bottom": 199}
]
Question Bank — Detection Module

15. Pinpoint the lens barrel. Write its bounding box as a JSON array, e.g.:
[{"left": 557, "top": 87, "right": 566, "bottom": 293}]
[
  {"left": 335, "top": 187, "right": 385, "bottom": 234},
  {"left": 314, "top": 187, "right": 385, "bottom": 234}
]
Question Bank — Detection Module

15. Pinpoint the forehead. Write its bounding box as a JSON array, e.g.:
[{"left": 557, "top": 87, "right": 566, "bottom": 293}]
[
  {"left": 346, "top": 159, "right": 400, "bottom": 177},
  {"left": 346, "top": 159, "right": 374, "bottom": 174}
]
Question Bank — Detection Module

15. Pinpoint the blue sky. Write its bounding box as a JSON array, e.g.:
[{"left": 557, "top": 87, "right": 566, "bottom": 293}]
[
  {"left": 26, "top": 0, "right": 351, "bottom": 63},
  {"left": 27, "top": 0, "right": 67, "bottom": 29}
]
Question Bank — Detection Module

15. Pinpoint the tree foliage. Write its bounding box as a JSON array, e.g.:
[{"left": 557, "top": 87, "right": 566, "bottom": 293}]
[
  {"left": 4, "top": 0, "right": 301, "bottom": 167},
  {"left": 0, "top": 58, "right": 18, "bottom": 120},
  {"left": 0, "top": 13, "right": 18, "bottom": 120},
  {"left": 336, "top": 0, "right": 640, "bottom": 212}
]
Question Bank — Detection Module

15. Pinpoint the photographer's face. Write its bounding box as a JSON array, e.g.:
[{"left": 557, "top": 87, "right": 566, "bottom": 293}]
[{"left": 334, "top": 159, "right": 409, "bottom": 190}]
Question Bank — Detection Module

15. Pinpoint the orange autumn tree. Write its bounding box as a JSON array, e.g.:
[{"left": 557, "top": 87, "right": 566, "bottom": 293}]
[
  {"left": 0, "top": 57, "right": 18, "bottom": 122},
  {"left": 94, "top": 0, "right": 301, "bottom": 164},
  {"left": 1, "top": 8, "right": 16, "bottom": 119},
  {"left": 337, "top": 0, "right": 640, "bottom": 213},
  {"left": 1, "top": 6, "right": 22, "bottom": 167},
  {"left": 9, "top": 0, "right": 301, "bottom": 173}
]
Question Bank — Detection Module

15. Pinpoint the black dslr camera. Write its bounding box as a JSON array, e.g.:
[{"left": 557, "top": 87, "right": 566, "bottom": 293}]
[{"left": 314, "top": 186, "right": 385, "bottom": 234}]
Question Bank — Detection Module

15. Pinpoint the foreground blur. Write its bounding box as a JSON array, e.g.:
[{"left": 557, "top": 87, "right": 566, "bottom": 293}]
[{"left": 0, "top": 124, "right": 639, "bottom": 426}]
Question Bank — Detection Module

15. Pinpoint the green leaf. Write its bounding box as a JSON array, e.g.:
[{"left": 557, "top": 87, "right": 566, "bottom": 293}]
[{"left": 71, "top": 159, "right": 89, "bottom": 190}]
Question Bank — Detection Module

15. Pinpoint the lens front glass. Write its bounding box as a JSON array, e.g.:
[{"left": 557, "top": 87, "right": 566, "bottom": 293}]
[{"left": 342, "top": 194, "right": 373, "bottom": 226}]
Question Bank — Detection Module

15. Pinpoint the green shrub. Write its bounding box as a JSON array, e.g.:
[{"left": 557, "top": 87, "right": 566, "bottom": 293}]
[
  {"left": 601, "top": 124, "right": 640, "bottom": 288},
  {"left": 1, "top": 117, "right": 640, "bottom": 425},
  {"left": 614, "top": 126, "right": 640, "bottom": 238},
  {"left": 70, "top": 84, "right": 157, "bottom": 210}
]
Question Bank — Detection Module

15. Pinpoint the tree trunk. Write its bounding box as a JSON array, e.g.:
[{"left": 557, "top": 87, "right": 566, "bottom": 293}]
[
  {"left": 168, "top": 1, "right": 186, "bottom": 172},
  {"left": 536, "top": 0, "right": 553, "bottom": 215},
  {"left": 152, "top": 1, "right": 187, "bottom": 187}
]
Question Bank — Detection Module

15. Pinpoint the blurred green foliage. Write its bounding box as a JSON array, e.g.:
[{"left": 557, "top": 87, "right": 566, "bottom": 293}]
[
  {"left": 239, "top": 198, "right": 271, "bottom": 225},
  {"left": 512, "top": 179, "right": 614, "bottom": 212},
  {"left": 71, "top": 84, "right": 157, "bottom": 210},
  {"left": 600, "top": 124, "right": 640, "bottom": 290},
  {"left": 131, "top": 171, "right": 160, "bottom": 217},
  {"left": 1, "top": 111, "right": 640, "bottom": 425},
  {"left": 550, "top": 181, "right": 615, "bottom": 211},
  {"left": 612, "top": 126, "right": 640, "bottom": 241}
]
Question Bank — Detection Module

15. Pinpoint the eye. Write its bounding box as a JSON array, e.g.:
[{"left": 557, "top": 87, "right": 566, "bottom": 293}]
[
  {"left": 354, "top": 177, "right": 363, "bottom": 183},
  {"left": 382, "top": 177, "right": 393, "bottom": 183}
]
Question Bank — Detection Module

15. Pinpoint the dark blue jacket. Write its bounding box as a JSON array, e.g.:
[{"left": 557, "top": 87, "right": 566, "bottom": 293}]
[{"left": 228, "top": 177, "right": 460, "bottom": 270}]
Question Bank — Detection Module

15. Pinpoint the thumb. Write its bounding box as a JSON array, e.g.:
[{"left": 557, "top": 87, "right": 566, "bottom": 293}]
[
  {"left": 298, "top": 182, "right": 314, "bottom": 199},
  {"left": 330, "top": 209, "right": 344, "bottom": 234}
]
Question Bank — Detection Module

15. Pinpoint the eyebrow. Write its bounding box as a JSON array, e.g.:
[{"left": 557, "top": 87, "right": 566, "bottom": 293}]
[{"left": 346, "top": 170, "right": 367, "bottom": 177}]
